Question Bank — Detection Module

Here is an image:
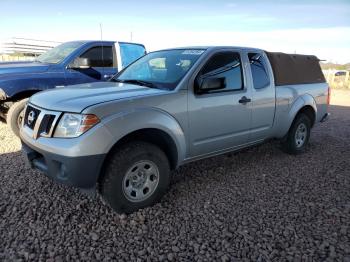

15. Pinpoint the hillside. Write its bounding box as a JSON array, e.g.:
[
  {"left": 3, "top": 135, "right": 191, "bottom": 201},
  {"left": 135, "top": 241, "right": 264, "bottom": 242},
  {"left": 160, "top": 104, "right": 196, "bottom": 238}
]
[{"left": 321, "top": 62, "right": 350, "bottom": 70}]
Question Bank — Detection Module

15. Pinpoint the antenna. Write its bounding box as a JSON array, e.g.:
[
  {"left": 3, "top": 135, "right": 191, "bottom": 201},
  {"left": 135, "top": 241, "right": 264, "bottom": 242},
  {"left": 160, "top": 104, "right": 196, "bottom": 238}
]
[
  {"left": 100, "top": 23, "right": 104, "bottom": 67},
  {"left": 130, "top": 31, "right": 133, "bottom": 42}
]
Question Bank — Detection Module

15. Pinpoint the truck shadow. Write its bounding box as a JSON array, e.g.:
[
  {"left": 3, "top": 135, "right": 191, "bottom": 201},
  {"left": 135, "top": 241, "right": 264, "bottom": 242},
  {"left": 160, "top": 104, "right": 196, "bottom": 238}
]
[{"left": 170, "top": 104, "right": 350, "bottom": 187}]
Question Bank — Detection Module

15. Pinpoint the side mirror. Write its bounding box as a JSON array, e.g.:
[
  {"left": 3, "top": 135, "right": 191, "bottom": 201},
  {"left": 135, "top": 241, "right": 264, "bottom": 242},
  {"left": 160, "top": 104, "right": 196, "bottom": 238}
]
[
  {"left": 69, "top": 57, "right": 91, "bottom": 69},
  {"left": 196, "top": 77, "right": 226, "bottom": 94}
]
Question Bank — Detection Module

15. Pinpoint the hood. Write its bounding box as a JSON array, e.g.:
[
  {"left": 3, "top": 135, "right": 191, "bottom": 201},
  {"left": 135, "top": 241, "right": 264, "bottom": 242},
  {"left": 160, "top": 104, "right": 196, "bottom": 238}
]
[
  {"left": 0, "top": 61, "right": 50, "bottom": 77},
  {"left": 29, "top": 81, "right": 167, "bottom": 112}
]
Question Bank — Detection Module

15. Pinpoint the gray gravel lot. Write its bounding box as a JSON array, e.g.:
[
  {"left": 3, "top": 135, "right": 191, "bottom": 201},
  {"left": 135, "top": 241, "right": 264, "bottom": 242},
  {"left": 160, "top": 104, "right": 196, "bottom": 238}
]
[{"left": 1, "top": 101, "right": 350, "bottom": 261}]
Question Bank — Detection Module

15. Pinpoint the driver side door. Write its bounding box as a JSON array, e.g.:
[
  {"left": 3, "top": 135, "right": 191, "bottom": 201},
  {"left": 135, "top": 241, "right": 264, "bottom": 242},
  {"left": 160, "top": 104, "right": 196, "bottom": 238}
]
[
  {"left": 65, "top": 45, "right": 115, "bottom": 85},
  {"left": 188, "top": 50, "right": 252, "bottom": 157}
]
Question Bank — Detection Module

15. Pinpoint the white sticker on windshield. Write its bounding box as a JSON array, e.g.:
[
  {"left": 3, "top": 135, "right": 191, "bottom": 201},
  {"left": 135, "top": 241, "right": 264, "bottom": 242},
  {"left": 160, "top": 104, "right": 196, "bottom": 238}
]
[{"left": 182, "top": 50, "right": 205, "bottom": 55}]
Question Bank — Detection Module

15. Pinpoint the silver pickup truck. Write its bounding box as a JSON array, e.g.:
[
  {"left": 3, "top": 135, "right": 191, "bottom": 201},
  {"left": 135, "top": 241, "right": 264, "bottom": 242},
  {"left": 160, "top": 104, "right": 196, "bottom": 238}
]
[{"left": 20, "top": 46, "right": 330, "bottom": 213}]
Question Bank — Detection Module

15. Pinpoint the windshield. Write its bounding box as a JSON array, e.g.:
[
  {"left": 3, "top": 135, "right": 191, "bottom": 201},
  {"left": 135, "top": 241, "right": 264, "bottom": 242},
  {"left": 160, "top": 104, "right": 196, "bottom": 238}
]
[
  {"left": 113, "top": 49, "right": 205, "bottom": 90},
  {"left": 37, "top": 41, "right": 85, "bottom": 64}
]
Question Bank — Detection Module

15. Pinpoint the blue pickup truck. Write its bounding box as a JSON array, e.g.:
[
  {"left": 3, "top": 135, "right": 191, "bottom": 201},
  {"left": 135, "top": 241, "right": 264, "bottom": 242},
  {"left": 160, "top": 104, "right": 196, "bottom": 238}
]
[{"left": 0, "top": 40, "right": 146, "bottom": 136}]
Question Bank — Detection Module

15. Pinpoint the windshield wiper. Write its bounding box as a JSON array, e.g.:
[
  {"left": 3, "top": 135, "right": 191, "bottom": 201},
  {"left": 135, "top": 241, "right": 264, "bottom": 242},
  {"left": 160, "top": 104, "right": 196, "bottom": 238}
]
[{"left": 111, "top": 79, "right": 157, "bottom": 88}]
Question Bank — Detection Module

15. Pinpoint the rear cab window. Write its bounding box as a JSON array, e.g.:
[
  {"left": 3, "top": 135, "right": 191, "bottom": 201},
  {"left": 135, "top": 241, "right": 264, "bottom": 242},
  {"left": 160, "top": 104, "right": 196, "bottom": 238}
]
[
  {"left": 119, "top": 43, "right": 146, "bottom": 68},
  {"left": 248, "top": 53, "right": 270, "bottom": 89}
]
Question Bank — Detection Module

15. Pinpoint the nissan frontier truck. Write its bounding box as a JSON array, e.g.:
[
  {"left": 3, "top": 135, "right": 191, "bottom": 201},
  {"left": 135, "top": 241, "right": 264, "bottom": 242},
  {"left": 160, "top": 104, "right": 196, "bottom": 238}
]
[{"left": 20, "top": 46, "right": 329, "bottom": 213}]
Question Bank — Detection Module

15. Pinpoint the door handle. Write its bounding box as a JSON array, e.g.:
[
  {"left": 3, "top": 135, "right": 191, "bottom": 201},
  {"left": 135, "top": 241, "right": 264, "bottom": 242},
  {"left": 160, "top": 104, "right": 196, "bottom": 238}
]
[
  {"left": 238, "top": 96, "right": 251, "bottom": 104},
  {"left": 103, "top": 74, "right": 113, "bottom": 79}
]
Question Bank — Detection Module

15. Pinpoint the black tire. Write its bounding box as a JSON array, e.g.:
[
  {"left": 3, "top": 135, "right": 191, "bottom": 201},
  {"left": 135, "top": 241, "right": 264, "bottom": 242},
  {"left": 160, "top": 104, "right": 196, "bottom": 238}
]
[
  {"left": 282, "top": 113, "right": 311, "bottom": 155},
  {"left": 7, "top": 98, "right": 28, "bottom": 137},
  {"left": 100, "top": 141, "right": 170, "bottom": 214}
]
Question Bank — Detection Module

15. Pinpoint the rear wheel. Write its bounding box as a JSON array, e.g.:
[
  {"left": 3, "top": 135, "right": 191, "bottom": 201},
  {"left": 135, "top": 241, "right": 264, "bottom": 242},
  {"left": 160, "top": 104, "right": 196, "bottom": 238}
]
[
  {"left": 282, "top": 113, "right": 311, "bottom": 154},
  {"left": 100, "top": 141, "right": 170, "bottom": 214},
  {"left": 7, "top": 98, "right": 28, "bottom": 137}
]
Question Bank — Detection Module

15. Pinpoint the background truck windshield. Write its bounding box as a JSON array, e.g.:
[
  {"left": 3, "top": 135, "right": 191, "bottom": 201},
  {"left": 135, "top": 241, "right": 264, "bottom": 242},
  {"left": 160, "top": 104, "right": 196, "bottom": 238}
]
[
  {"left": 116, "top": 49, "right": 205, "bottom": 90},
  {"left": 37, "top": 41, "right": 84, "bottom": 64}
]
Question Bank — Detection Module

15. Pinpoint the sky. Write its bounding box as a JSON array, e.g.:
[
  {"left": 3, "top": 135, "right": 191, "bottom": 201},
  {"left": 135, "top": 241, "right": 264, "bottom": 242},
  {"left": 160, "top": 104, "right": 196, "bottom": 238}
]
[{"left": 1, "top": 0, "right": 350, "bottom": 63}]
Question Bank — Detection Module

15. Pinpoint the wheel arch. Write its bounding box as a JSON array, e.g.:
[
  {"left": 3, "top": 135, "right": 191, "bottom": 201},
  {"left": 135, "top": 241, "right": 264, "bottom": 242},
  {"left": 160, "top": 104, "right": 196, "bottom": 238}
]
[
  {"left": 97, "top": 127, "right": 180, "bottom": 187},
  {"left": 288, "top": 94, "right": 317, "bottom": 128},
  {"left": 282, "top": 103, "right": 315, "bottom": 154},
  {"left": 104, "top": 128, "right": 179, "bottom": 170},
  {"left": 8, "top": 89, "right": 42, "bottom": 102},
  {"left": 294, "top": 105, "right": 316, "bottom": 127}
]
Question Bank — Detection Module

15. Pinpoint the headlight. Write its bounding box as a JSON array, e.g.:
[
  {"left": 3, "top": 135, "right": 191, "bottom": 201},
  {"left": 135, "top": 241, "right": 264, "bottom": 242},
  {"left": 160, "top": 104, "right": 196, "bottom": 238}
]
[{"left": 54, "top": 113, "right": 100, "bottom": 138}]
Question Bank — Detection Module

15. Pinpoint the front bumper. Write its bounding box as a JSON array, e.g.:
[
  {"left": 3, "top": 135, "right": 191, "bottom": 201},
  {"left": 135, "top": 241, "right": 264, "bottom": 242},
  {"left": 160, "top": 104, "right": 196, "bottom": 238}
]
[
  {"left": 19, "top": 108, "right": 114, "bottom": 189},
  {"left": 22, "top": 141, "right": 106, "bottom": 189}
]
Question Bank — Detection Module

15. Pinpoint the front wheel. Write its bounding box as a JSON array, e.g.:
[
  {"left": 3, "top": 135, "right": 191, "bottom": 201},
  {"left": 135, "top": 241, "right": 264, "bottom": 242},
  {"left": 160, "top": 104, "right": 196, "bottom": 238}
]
[
  {"left": 100, "top": 141, "right": 170, "bottom": 214},
  {"left": 7, "top": 98, "right": 28, "bottom": 137},
  {"left": 282, "top": 113, "right": 311, "bottom": 154}
]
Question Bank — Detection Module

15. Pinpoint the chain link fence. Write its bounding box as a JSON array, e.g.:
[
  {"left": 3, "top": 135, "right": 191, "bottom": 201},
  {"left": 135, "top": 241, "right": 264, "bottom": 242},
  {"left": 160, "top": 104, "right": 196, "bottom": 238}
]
[{"left": 0, "top": 54, "right": 37, "bottom": 62}]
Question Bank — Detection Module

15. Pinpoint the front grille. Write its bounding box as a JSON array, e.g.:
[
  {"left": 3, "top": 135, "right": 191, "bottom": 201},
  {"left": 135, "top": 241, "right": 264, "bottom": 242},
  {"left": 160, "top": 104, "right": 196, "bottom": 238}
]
[
  {"left": 38, "top": 114, "right": 56, "bottom": 135},
  {"left": 23, "top": 104, "right": 61, "bottom": 139},
  {"left": 24, "top": 105, "right": 41, "bottom": 130}
]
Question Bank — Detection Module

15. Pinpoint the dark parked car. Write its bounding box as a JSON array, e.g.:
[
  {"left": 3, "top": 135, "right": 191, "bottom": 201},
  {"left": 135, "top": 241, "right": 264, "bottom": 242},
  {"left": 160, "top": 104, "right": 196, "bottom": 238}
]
[{"left": 335, "top": 71, "right": 347, "bottom": 76}]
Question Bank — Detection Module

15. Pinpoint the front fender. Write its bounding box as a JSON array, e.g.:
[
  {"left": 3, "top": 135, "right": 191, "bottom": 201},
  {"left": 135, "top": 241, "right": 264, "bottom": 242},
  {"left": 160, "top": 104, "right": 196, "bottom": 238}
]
[
  {"left": 0, "top": 71, "right": 65, "bottom": 98},
  {"left": 101, "top": 108, "right": 187, "bottom": 166}
]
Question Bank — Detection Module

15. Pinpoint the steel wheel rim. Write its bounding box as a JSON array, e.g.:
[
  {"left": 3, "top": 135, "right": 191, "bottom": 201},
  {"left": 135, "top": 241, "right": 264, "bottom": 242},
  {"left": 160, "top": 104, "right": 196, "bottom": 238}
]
[
  {"left": 122, "top": 160, "right": 160, "bottom": 202},
  {"left": 295, "top": 123, "right": 307, "bottom": 148}
]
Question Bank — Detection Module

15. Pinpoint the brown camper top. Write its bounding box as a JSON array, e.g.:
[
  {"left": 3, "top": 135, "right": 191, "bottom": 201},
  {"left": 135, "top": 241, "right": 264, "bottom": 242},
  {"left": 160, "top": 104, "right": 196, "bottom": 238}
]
[{"left": 265, "top": 52, "right": 326, "bottom": 86}]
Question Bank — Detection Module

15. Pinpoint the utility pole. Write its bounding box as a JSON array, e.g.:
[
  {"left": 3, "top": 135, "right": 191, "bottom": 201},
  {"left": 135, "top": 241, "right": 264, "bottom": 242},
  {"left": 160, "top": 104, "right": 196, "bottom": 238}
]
[{"left": 130, "top": 32, "right": 133, "bottom": 42}]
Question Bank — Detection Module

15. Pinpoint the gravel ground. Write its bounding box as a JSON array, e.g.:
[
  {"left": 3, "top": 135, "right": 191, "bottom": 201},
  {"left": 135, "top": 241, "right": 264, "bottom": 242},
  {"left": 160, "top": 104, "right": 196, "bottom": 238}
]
[{"left": 1, "top": 93, "right": 349, "bottom": 261}]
